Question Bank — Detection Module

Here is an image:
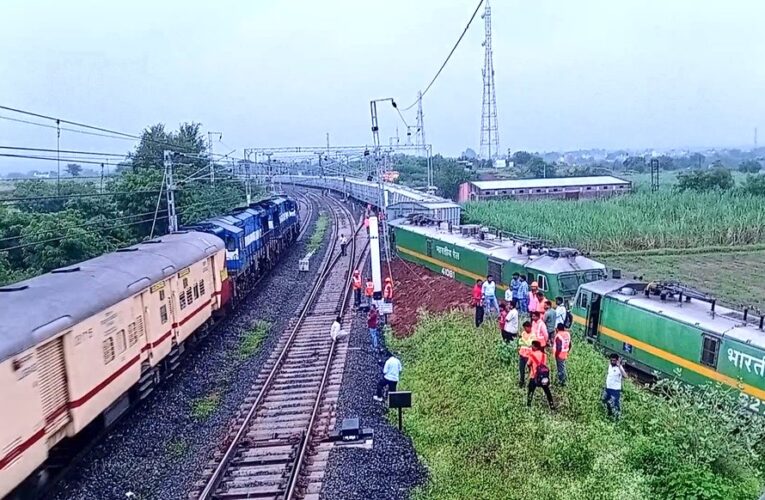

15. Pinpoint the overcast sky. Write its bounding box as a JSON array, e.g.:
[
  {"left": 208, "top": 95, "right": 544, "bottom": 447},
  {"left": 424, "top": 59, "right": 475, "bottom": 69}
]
[{"left": 1, "top": 0, "right": 763, "bottom": 172}]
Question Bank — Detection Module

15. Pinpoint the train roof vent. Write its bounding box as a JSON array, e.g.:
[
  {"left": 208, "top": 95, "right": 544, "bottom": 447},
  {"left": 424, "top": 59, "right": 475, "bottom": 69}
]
[
  {"left": 51, "top": 266, "right": 81, "bottom": 273},
  {"left": 474, "top": 241, "right": 497, "bottom": 249},
  {"left": 548, "top": 248, "right": 579, "bottom": 259}
]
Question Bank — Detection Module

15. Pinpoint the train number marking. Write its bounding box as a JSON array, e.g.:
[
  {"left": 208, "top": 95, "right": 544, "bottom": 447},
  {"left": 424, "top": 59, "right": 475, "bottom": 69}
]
[{"left": 441, "top": 267, "right": 455, "bottom": 279}]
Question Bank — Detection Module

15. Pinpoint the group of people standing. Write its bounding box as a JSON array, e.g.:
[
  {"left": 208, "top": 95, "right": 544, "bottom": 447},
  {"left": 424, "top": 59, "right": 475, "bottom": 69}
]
[{"left": 471, "top": 273, "right": 627, "bottom": 416}]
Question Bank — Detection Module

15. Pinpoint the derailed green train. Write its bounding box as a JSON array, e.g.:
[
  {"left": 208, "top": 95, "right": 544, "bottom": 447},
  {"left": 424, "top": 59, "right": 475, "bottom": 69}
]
[
  {"left": 572, "top": 279, "right": 765, "bottom": 413},
  {"left": 389, "top": 218, "right": 606, "bottom": 300},
  {"left": 391, "top": 216, "right": 765, "bottom": 412}
]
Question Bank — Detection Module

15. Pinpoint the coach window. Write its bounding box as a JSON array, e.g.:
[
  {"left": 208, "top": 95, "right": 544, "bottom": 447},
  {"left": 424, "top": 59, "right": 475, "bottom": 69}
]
[
  {"left": 159, "top": 289, "right": 165, "bottom": 301},
  {"left": 193, "top": 284, "right": 200, "bottom": 300},
  {"left": 160, "top": 305, "right": 168, "bottom": 324},
  {"left": 180, "top": 292, "right": 187, "bottom": 310},
  {"left": 186, "top": 288, "right": 193, "bottom": 305},
  {"left": 199, "top": 279, "right": 206, "bottom": 296},
  {"left": 578, "top": 292, "right": 589, "bottom": 309},
  {"left": 103, "top": 337, "right": 115, "bottom": 364},
  {"left": 183, "top": 277, "right": 189, "bottom": 289},
  {"left": 537, "top": 275, "right": 548, "bottom": 291},
  {"left": 700, "top": 335, "right": 721, "bottom": 368},
  {"left": 115, "top": 330, "right": 127, "bottom": 354}
]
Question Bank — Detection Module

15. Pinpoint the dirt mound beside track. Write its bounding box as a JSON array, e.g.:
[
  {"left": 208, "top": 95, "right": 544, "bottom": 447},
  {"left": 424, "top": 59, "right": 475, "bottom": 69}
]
[{"left": 387, "top": 259, "right": 471, "bottom": 337}]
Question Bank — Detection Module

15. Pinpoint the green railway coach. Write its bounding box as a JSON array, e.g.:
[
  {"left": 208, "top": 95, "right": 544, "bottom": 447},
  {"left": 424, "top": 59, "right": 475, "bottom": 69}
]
[
  {"left": 572, "top": 279, "right": 765, "bottom": 412},
  {"left": 389, "top": 218, "right": 606, "bottom": 301}
]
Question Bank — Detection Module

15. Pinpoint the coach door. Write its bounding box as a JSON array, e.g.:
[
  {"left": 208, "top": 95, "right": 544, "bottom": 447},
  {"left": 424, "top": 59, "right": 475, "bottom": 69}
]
[
  {"left": 37, "top": 337, "right": 72, "bottom": 437},
  {"left": 426, "top": 239, "right": 433, "bottom": 257},
  {"left": 586, "top": 293, "right": 602, "bottom": 339},
  {"left": 488, "top": 259, "right": 502, "bottom": 282}
]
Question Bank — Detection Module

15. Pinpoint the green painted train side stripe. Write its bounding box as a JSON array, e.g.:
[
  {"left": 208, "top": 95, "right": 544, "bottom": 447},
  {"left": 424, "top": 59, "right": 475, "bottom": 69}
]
[
  {"left": 571, "top": 313, "right": 765, "bottom": 401},
  {"left": 397, "top": 245, "right": 508, "bottom": 291}
]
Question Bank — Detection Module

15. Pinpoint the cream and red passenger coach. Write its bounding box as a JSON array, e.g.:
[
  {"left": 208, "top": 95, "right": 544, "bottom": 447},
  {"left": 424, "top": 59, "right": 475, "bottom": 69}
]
[{"left": 0, "top": 231, "right": 227, "bottom": 498}]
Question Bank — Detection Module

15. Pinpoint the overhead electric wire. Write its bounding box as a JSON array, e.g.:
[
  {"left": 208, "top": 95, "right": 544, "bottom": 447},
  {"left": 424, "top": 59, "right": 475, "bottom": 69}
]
[
  {"left": 0, "top": 145, "right": 128, "bottom": 157},
  {"left": 0, "top": 105, "right": 139, "bottom": 139},
  {"left": 0, "top": 153, "right": 130, "bottom": 166},
  {"left": 0, "top": 115, "right": 138, "bottom": 141},
  {"left": 0, "top": 215, "right": 171, "bottom": 252},
  {"left": 1, "top": 190, "right": 161, "bottom": 203},
  {"left": 401, "top": 0, "right": 484, "bottom": 111}
]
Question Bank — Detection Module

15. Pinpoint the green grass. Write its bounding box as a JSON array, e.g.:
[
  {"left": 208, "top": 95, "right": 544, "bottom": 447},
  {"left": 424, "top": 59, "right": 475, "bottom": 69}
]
[
  {"left": 237, "top": 320, "right": 270, "bottom": 360},
  {"left": 165, "top": 437, "right": 188, "bottom": 459},
  {"left": 604, "top": 250, "right": 765, "bottom": 310},
  {"left": 465, "top": 190, "right": 765, "bottom": 253},
  {"left": 389, "top": 311, "right": 765, "bottom": 500},
  {"left": 191, "top": 392, "right": 221, "bottom": 421},
  {"left": 308, "top": 213, "right": 329, "bottom": 252}
]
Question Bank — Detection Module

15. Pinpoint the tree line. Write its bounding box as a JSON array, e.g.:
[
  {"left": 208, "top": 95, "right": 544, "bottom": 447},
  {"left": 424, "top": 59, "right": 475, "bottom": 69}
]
[{"left": 0, "top": 123, "right": 250, "bottom": 286}]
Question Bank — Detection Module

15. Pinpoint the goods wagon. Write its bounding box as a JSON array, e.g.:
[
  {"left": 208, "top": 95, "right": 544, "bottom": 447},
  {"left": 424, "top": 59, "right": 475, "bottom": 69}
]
[
  {"left": 390, "top": 217, "right": 606, "bottom": 301},
  {"left": 0, "top": 232, "right": 227, "bottom": 498},
  {"left": 572, "top": 279, "right": 765, "bottom": 413}
]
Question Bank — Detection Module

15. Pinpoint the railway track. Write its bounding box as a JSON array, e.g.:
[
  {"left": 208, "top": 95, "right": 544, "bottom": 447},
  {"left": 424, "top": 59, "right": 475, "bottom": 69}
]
[{"left": 193, "top": 194, "right": 366, "bottom": 500}]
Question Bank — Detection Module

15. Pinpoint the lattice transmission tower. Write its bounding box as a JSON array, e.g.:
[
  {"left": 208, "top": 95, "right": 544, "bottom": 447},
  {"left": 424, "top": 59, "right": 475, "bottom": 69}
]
[{"left": 479, "top": 0, "right": 500, "bottom": 160}]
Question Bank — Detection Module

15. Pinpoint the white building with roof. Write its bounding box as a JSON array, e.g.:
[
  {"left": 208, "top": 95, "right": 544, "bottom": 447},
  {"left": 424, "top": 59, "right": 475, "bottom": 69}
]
[{"left": 458, "top": 175, "right": 631, "bottom": 203}]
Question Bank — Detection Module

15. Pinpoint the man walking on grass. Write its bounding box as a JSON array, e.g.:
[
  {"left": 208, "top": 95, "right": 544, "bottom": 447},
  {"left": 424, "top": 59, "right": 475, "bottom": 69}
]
[
  {"left": 527, "top": 341, "right": 554, "bottom": 410},
  {"left": 603, "top": 353, "right": 627, "bottom": 417}
]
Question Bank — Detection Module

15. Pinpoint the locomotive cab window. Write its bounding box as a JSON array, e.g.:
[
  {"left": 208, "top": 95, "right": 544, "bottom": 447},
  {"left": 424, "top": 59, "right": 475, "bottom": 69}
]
[
  {"left": 700, "top": 335, "right": 721, "bottom": 368},
  {"left": 577, "top": 291, "right": 589, "bottom": 309},
  {"left": 537, "top": 275, "right": 548, "bottom": 291},
  {"left": 226, "top": 237, "right": 236, "bottom": 251}
]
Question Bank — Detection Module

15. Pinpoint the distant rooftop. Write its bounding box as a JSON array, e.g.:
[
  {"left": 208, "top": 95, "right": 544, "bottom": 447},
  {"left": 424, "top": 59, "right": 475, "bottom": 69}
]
[{"left": 471, "top": 176, "right": 630, "bottom": 190}]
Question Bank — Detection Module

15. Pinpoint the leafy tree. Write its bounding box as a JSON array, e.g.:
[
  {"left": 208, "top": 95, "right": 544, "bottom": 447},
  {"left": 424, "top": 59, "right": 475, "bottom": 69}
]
[
  {"left": 524, "top": 157, "right": 555, "bottom": 178},
  {"left": 623, "top": 156, "right": 647, "bottom": 173},
  {"left": 677, "top": 167, "right": 734, "bottom": 192},
  {"left": 738, "top": 160, "right": 762, "bottom": 174},
  {"left": 432, "top": 155, "right": 473, "bottom": 201},
  {"left": 511, "top": 151, "right": 533, "bottom": 166},
  {"left": 65, "top": 163, "right": 83, "bottom": 177},
  {"left": 689, "top": 152, "right": 706, "bottom": 168},
  {"left": 9, "top": 180, "right": 99, "bottom": 213},
  {"left": 657, "top": 155, "right": 675, "bottom": 171},
  {"left": 741, "top": 174, "right": 765, "bottom": 196}
]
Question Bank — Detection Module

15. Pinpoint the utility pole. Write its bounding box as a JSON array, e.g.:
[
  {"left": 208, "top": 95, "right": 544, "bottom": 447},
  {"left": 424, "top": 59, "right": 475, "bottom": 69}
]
[
  {"left": 479, "top": 0, "right": 500, "bottom": 161},
  {"left": 164, "top": 151, "right": 178, "bottom": 233},
  {"left": 100, "top": 163, "right": 105, "bottom": 193},
  {"left": 56, "top": 119, "right": 61, "bottom": 194},
  {"left": 208, "top": 131, "right": 222, "bottom": 184},
  {"left": 266, "top": 152, "right": 274, "bottom": 193},
  {"left": 416, "top": 91, "right": 426, "bottom": 156}
]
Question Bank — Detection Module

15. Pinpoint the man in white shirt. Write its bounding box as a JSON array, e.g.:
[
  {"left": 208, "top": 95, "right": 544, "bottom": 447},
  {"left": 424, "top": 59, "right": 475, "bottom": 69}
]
[
  {"left": 603, "top": 353, "right": 627, "bottom": 417},
  {"left": 330, "top": 316, "right": 349, "bottom": 342},
  {"left": 554, "top": 297, "right": 567, "bottom": 327},
  {"left": 373, "top": 351, "right": 402, "bottom": 401},
  {"left": 481, "top": 274, "right": 500, "bottom": 316},
  {"left": 339, "top": 234, "right": 348, "bottom": 256},
  {"left": 502, "top": 300, "right": 519, "bottom": 342}
]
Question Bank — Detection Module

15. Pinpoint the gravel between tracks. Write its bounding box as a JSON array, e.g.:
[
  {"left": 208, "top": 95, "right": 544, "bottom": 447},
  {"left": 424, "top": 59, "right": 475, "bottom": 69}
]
[
  {"left": 319, "top": 261, "right": 427, "bottom": 500},
  {"left": 51, "top": 204, "right": 329, "bottom": 500}
]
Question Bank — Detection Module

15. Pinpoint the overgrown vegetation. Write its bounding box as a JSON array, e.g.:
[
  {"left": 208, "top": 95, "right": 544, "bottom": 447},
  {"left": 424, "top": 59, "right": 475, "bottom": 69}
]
[
  {"left": 190, "top": 391, "right": 221, "bottom": 421},
  {"left": 165, "top": 437, "right": 189, "bottom": 459},
  {"left": 389, "top": 311, "right": 765, "bottom": 500},
  {"left": 237, "top": 320, "right": 270, "bottom": 359},
  {"left": 308, "top": 213, "right": 328, "bottom": 252},
  {"left": 0, "top": 123, "right": 252, "bottom": 286},
  {"left": 465, "top": 190, "right": 765, "bottom": 253}
]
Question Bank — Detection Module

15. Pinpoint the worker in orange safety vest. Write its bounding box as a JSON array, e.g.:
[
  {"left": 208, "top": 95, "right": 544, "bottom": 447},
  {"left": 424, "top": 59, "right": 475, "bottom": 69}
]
[
  {"left": 383, "top": 277, "right": 393, "bottom": 302},
  {"left": 352, "top": 270, "right": 362, "bottom": 308},
  {"left": 518, "top": 321, "right": 534, "bottom": 388},
  {"left": 527, "top": 340, "right": 554, "bottom": 409},
  {"left": 553, "top": 324, "right": 572, "bottom": 386},
  {"left": 530, "top": 311, "right": 548, "bottom": 348},
  {"left": 364, "top": 278, "right": 374, "bottom": 307}
]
